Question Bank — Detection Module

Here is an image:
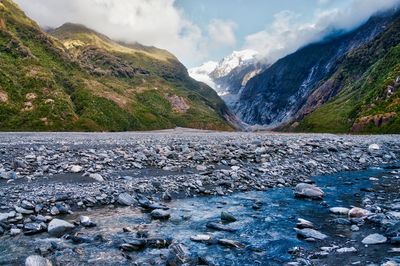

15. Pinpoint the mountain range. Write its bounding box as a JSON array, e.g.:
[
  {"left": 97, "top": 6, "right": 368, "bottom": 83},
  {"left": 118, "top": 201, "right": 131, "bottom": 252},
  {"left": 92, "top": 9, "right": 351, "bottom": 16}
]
[
  {"left": 191, "top": 8, "right": 400, "bottom": 134},
  {"left": 1, "top": 0, "right": 399, "bottom": 134},
  {"left": 0, "top": 0, "right": 235, "bottom": 131},
  {"left": 189, "top": 50, "right": 267, "bottom": 109}
]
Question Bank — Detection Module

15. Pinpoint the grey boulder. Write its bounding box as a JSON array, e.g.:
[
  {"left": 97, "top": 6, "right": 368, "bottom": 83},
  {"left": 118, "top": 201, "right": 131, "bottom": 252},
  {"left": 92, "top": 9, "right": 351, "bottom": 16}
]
[
  {"left": 25, "top": 255, "right": 52, "bottom": 266},
  {"left": 361, "top": 234, "right": 387, "bottom": 245},
  {"left": 118, "top": 193, "right": 136, "bottom": 206},
  {"left": 294, "top": 183, "right": 324, "bottom": 200},
  {"left": 47, "top": 219, "right": 75, "bottom": 237},
  {"left": 294, "top": 228, "right": 328, "bottom": 240}
]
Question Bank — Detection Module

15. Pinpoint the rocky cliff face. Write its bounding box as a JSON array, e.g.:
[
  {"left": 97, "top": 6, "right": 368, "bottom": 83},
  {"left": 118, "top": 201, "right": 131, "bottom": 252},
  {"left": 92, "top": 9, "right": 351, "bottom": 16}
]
[
  {"left": 293, "top": 15, "right": 400, "bottom": 134},
  {"left": 234, "top": 9, "right": 400, "bottom": 131}
]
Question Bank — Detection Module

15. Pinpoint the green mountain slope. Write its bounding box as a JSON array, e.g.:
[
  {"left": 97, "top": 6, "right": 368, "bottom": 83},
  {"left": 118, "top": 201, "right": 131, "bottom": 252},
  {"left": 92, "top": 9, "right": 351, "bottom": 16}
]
[
  {"left": 0, "top": 0, "right": 234, "bottom": 131},
  {"left": 291, "top": 12, "right": 400, "bottom": 134}
]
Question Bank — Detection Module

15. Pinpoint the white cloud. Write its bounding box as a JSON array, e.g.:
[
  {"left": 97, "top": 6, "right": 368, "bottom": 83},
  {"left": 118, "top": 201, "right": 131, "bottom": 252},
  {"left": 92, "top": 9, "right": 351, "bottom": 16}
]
[
  {"left": 208, "top": 19, "right": 237, "bottom": 47},
  {"left": 244, "top": 0, "right": 400, "bottom": 63},
  {"left": 12, "top": 0, "right": 400, "bottom": 67},
  {"left": 14, "top": 0, "right": 207, "bottom": 66}
]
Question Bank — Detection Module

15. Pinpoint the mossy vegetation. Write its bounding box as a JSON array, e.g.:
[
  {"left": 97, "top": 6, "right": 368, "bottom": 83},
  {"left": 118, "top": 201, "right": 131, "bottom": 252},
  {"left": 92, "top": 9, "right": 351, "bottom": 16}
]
[
  {"left": 294, "top": 16, "right": 400, "bottom": 134},
  {"left": 0, "top": 0, "right": 234, "bottom": 132}
]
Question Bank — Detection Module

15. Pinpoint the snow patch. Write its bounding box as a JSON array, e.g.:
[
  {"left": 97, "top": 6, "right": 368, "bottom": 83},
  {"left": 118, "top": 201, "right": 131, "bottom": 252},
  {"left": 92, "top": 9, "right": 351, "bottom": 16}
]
[{"left": 188, "top": 61, "right": 218, "bottom": 89}]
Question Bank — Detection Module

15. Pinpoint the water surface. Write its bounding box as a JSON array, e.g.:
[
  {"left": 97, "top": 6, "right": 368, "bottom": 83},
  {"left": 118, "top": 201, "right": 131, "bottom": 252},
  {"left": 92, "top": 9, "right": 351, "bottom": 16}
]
[{"left": 0, "top": 166, "right": 398, "bottom": 265}]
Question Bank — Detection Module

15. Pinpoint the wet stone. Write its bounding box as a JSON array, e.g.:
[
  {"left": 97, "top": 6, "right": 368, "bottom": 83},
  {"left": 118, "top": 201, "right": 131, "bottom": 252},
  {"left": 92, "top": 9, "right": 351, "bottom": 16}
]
[
  {"left": 24, "top": 223, "right": 45, "bottom": 235},
  {"left": 150, "top": 209, "right": 171, "bottom": 220},
  {"left": 206, "top": 222, "right": 237, "bottom": 232},
  {"left": 330, "top": 207, "right": 350, "bottom": 215},
  {"left": 0, "top": 133, "right": 398, "bottom": 265},
  {"left": 221, "top": 211, "right": 237, "bottom": 223},
  {"left": 348, "top": 207, "right": 371, "bottom": 218},
  {"left": 296, "top": 218, "right": 315, "bottom": 229},
  {"left": 190, "top": 234, "right": 212, "bottom": 243},
  {"left": 294, "top": 228, "right": 328, "bottom": 240},
  {"left": 217, "top": 239, "right": 245, "bottom": 249},
  {"left": 294, "top": 183, "right": 324, "bottom": 200}
]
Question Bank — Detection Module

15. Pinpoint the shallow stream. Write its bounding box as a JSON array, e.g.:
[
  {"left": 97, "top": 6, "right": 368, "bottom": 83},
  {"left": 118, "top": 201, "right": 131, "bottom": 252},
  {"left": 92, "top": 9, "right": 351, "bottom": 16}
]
[{"left": 1, "top": 165, "right": 399, "bottom": 265}]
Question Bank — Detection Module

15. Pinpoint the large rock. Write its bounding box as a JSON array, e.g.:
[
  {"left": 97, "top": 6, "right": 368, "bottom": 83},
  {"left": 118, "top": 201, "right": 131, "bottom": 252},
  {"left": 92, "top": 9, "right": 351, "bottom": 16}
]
[
  {"left": 0, "top": 170, "right": 11, "bottom": 180},
  {"left": 0, "top": 211, "right": 15, "bottom": 222},
  {"left": 80, "top": 216, "right": 96, "bottom": 228},
  {"left": 348, "top": 207, "right": 371, "bottom": 218},
  {"left": 25, "top": 255, "right": 52, "bottom": 266},
  {"left": 294, "top": 183, "right": 325, "bottom": 200},
  {"left": 50, "top": 206, "right": 60, "bottom": 216},
  {"left": 120, "top": 237, "right": 173, "bottom": 251},
  {"left": 206, "top": 222, "right": 237, "bottom": 232},
  {"left": 361, "top": 233, "right": 387, "bottom": 245},
  {"left": 20, "top": 200, "right": 35, "bottom": 210},
  {"left": 24, "top": 223, "right": 45, "bottom": 235},
  {"left": 89, "top": 173, "right": 104, "bottom": 182},
  {"left": 167, "top": 243, "right": 193, "bottom": 266},
  {"left": 217, "top": 239, "right": 245, "bottom": 249},
  {"left": 70, "top": 165, "right": 83, "bottom": 173},
  {"left": 330, "top": 207, "right": 350, "bottom": 215},
  {"left": 137, "top": 194, "right": 152, "bottom": 208},
  {"left": 47, "top": 219, "right": 75, "bottom": 237},
  {"left": 150, "top": 209, "right": 171, "bottom": 220},
  {"left": 190, "top": 234, "right": 212, "bottom": 243},
  {"left": 221, "top": 211, "right": 237, "bottom": 223},
  {"left": 120, "top": 239, "right": 146, "bottom": 251},
  {"left": 118, "top": 193, "right": 136, "bottom": 206},
  {"left": 294, "top": 228, "right": 328, "bottom": 240},
  {"left": 387, "top": 211, "right": 400, "bottom": 219},
  {"left": 368, "top": 144, "right": 380, "bottom": 153},
  {"left": 15, "top": 206, "right": 34, "bottom": 215},
  {"left": 296, "top": 218, "right": 315, "bottom": 229},
  {"left": 10, "top": 228, "right": 21, "bottom": 235}
]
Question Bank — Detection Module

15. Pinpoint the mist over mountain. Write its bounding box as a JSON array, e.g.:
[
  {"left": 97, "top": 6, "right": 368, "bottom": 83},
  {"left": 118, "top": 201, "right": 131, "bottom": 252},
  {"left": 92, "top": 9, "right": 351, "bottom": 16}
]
[
  {"left": 0, "top": 0, "right": 235, "bottom": 131},
  {"left": 1, "top": 2, "right": 400, "bottom": 265},
  {"left": 189, "top": 50, "right": 268, "bottom": 119},
  {"left": 2, "top": 0, "right": 400, "bottom": 133},
  {"left": 190, "top": 7, "right": 400, "bottom": 133}
]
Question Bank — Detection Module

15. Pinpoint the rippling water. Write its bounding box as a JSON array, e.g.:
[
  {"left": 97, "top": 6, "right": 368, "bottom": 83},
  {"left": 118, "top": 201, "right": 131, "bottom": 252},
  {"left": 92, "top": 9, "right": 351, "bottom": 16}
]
[{"left": 0, "top": 165, "right": 398, "bottom": 265}]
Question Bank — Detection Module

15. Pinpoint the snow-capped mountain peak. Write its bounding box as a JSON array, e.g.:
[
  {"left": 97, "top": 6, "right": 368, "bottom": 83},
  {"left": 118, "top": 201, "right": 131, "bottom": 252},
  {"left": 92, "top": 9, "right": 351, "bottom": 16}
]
[
  {"left": 188, "top": 49, "right": 260, "bottom": 90},
  {"left": 189, "top": 49, "right": 266, "bottom": 109},
  {"left": 211, "top": 49, "right": 259, "bottom": 78},
  {"left": 189, "top": 61, "right": 218, "bottom": 75},
  {"left": 188, "top": 61, "right": 218, "bottom": 88}
]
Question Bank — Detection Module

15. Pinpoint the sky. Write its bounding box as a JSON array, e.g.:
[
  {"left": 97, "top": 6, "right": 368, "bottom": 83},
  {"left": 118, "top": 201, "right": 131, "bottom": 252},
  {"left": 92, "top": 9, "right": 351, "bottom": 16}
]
[{"left": 14, "top": 0, "right": 400, "bottom": 67}]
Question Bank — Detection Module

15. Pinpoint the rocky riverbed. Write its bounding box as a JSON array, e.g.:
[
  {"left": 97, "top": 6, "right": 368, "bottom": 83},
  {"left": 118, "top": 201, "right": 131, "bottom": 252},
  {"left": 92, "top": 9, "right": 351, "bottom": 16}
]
[{"left": 0, "top": 130, "right": 399, "bottom": 265}]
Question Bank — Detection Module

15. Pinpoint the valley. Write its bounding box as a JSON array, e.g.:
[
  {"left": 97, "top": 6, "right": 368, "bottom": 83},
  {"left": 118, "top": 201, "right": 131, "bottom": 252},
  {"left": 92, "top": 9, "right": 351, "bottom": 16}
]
[
  {"left": 0, "top": 1, "right": 399, "bottom": 265},
  {"left": 190, "top": 9, "right": 400, "bottom": 134}
]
